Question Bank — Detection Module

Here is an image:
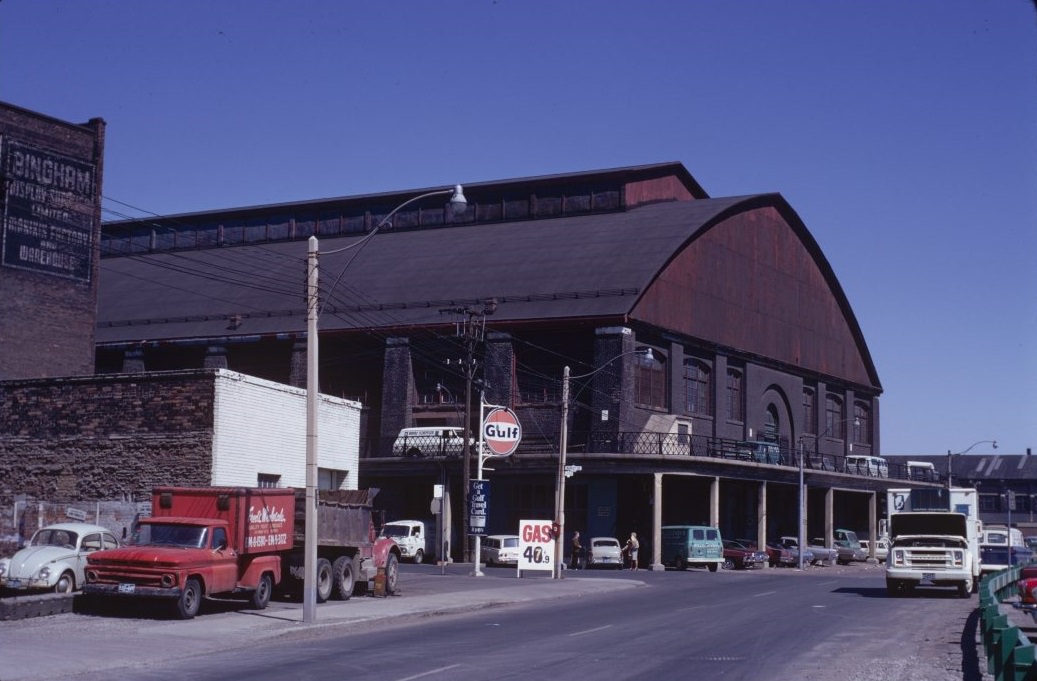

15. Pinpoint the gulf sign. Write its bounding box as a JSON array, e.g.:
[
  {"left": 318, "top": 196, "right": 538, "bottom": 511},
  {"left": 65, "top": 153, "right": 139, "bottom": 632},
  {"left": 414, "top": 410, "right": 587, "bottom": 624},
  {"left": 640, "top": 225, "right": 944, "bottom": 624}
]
[{"left": 483, "top": 407, "right": 522, "bottom": 456}]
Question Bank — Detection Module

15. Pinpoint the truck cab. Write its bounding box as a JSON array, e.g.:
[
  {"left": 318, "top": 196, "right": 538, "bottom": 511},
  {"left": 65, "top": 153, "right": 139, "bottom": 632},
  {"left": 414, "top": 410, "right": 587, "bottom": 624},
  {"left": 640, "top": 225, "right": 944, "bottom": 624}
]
[{"left": 380, "top": 520, "right": 434, "bottom": 564}]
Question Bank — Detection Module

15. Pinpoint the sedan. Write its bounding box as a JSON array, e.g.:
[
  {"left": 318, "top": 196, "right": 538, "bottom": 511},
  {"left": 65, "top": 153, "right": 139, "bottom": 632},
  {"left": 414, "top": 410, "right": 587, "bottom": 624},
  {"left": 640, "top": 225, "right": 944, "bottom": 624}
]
[
  {"left": 0, "top": 523, "right": 119, "bottom": 593},
  {"left": 586, "top": 537, "right": 624, "bottom": 569},
  {"left": 722, "top": 539, "right": 769, "bottom": 570}
]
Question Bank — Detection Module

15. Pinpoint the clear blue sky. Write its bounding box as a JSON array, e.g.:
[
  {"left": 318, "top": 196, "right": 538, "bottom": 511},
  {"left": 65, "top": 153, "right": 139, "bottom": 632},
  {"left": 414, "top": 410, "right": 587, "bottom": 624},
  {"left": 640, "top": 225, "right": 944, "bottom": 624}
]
[{"left": 2, "top": 1, "right": 1034, "bottom": 456}]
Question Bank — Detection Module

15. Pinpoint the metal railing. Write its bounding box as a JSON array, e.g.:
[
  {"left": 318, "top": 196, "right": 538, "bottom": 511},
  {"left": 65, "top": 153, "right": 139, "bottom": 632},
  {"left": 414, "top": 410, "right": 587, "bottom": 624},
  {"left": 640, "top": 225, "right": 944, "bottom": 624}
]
[
  {"left": 364, "top": 430, "right": 932, "bottom": 482},
  {"left": 979, "top": 566, "right": 1037, "bottom": 680}
]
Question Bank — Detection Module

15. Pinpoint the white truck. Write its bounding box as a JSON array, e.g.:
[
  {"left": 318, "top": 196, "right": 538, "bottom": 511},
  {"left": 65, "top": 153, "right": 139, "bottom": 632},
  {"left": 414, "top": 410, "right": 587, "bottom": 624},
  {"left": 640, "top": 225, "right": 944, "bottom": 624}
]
[
  {"left": 379, "top": 519, "right": 436, "bottom": 564},
  {"left": 885, "top": 487, "right": 981, "bottom": 598}
]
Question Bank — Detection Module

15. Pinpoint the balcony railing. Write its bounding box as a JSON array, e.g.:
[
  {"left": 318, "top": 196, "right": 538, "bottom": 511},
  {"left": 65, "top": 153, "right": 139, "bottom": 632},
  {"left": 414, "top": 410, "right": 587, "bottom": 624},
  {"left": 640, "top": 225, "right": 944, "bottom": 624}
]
[{"left": 364, "top": 430, "right": 932, "bottom": 484}]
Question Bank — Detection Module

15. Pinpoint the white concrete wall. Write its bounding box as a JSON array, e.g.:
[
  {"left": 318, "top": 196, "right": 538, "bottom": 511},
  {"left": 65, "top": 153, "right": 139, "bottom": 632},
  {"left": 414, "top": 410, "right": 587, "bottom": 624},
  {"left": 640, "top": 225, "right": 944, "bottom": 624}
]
[{"left": 210, "top": 370, "right": 361, "bottom": 489}]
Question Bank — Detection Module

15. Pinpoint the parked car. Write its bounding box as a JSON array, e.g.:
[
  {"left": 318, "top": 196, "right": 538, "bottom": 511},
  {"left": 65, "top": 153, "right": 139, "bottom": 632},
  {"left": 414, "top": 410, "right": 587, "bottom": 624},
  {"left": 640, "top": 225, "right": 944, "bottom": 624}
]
[
  {"left": 480, "top": 535, "right": 520, "bottom": 566},
  {"left": 1011, "top": 565, "right": 1037, "bottom": 623},
  {"left": 780, "top": 536, "right": 832, "bottom": 566},
  {"left": 807, "top": 538, "right": 842, "bottom": 566},
  {"left": 722, "top": 539, "right": 768, "bottom": 569},
  {"left": 586, "top": 537, "right": 623, "bottom": 569},
  {"left": 0, "top": 523, "right": 119, "bottom": 593},
  {"left": 860, "top": 537, "right": 889, "bottom": 562},
  {"left": 761, "top": 540, "right": 796, "bottom": 567}
]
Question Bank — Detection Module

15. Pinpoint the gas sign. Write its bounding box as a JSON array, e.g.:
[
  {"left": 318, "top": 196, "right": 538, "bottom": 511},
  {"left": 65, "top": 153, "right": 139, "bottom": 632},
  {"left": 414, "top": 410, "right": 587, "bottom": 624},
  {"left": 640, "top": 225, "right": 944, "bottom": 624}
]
[{"left": 483, "top": 407, "right": 522, "bottom": 456}]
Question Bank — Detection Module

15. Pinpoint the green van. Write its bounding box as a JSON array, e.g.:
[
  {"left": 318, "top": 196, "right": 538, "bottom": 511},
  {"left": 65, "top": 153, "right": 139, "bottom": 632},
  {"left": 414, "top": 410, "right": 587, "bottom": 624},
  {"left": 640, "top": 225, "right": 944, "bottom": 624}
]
[{"left": 660, "top": 525, "right": 724, "bottom": 571}]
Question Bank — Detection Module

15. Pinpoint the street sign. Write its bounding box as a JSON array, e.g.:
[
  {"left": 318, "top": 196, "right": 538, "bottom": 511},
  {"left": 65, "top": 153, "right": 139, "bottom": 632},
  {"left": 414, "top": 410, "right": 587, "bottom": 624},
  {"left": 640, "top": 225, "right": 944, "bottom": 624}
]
[
  {"left": 564, "top": 464, "right": 582, "bottom": 478},
  {"left": 483, "top": 407, "right": 522, "bottom": 456},
  {"left": 468, "top": 479, "right": 489, "bottom": 535},
  {"left": 517, "top": 519, "right": 555, "bottom": 572}
]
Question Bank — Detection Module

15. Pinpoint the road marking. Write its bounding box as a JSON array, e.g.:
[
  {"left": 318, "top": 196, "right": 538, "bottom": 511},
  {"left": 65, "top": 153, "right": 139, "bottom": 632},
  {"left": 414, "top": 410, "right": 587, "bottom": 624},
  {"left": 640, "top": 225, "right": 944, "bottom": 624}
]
[
  {"left": 569, "top": 625, "right": 613, "bottom": 637},
  {"left": 754, "top": 590, "right": 777, "bottom": 597},
  {"left": 394, "top": 664, "right": 462, "bottom": 681}
]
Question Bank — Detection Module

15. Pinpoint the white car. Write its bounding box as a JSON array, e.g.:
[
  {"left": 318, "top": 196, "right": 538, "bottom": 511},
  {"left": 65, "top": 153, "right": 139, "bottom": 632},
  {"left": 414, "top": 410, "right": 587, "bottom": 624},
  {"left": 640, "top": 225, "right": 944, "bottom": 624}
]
[
  {"left": 861, "top": 537, "right": 889, "bottom": 562},
  {"left": 0, "top": 522, "right": 119, "bottom": 593},
  {"left": 587, "top": 537, "right": 624, "bottom": 569},
  {"left": 480, "top": 535, "right": 520, "bottom": 566}
]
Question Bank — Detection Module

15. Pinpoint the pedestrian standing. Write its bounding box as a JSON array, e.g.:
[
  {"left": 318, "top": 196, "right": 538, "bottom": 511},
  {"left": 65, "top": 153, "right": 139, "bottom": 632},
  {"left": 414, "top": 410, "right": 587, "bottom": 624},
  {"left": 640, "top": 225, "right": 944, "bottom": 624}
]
[
  {"left": 624, "top": 532, "right": 640, "bottom": 571},
  {"left": 570, "top": 530, "right": 583, "bottom": 570}
]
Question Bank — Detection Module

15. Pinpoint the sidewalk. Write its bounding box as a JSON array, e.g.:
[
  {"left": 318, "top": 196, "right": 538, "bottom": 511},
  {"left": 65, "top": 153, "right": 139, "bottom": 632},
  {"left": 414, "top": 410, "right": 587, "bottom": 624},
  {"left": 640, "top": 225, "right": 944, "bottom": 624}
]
[{"left": 0, "top": 566, "right": 641, "bottom": 681}]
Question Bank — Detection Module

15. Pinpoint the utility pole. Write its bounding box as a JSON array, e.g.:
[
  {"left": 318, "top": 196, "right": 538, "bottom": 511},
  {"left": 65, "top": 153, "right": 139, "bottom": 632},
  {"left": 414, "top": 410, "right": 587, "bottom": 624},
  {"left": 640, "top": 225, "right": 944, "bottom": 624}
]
[{"left": 443, "top": 300, "right": 496, "bottom": 563}]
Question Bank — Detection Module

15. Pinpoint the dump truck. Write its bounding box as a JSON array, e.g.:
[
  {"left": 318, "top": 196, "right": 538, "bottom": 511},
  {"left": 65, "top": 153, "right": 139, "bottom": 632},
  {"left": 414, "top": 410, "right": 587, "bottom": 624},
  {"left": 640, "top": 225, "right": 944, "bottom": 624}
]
[{"left": 83, "top": 487, "right": 401, "bottom": 618}]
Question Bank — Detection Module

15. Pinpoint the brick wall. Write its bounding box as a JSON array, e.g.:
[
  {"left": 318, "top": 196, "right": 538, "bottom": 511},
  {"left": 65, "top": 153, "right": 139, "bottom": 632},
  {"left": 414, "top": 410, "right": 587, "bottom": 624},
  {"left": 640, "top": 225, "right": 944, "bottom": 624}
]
[
  {"left": 0, "top": 371, "right": 217, "bottom": 509},
  {"left": 0, "top": 101, "right": 105, "bottom": 380}
]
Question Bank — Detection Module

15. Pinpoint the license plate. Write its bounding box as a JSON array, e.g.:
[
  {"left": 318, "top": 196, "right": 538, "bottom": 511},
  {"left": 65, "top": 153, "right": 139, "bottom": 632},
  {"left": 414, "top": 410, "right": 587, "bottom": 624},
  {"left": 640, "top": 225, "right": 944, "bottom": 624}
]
[
  {"left": 8, "top": 579, "right": 20, "bottom": 589},
  {"left": 118, "top": 583, "right": 136, "bottom": 594},
  {"left": 922, "top": 573, "right": 935, "bottom": 582}
]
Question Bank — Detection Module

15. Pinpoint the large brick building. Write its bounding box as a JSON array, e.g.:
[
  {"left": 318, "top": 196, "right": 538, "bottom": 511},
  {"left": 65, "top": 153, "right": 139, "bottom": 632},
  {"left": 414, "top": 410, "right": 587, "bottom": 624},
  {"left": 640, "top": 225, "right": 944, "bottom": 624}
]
[
  {"left": 92, "top": 163, "right": 887, "bottom": 561},
  {"left": 0, "top": 101, "right": 105, "bottom": 379}
]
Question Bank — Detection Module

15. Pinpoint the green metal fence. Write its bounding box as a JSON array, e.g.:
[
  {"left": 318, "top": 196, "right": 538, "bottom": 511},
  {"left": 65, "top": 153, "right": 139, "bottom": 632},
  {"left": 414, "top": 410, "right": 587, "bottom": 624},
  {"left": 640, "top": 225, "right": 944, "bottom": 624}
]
[{"left": 980, "top": 566, "right": 1037, "bottom": 680}]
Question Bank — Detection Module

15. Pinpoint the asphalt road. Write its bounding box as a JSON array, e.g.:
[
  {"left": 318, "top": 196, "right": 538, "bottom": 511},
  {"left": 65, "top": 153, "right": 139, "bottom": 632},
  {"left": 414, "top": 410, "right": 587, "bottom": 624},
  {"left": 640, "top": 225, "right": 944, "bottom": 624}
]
[{"left": 1, "top": 562, "right": 987, "bottom": 681}]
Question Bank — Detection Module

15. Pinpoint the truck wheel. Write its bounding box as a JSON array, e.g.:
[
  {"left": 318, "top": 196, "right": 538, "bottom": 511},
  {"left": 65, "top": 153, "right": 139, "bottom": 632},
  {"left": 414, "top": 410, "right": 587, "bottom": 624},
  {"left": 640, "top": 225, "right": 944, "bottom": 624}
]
[
  {"left": 414, "top": 549, "right": 424, "bottom": 565},
  {"left": 249, "top": 573, "right": 272, "bottom": 610},
  {"left": 332, "top": 556, "right": 354, "bottom": 601},
  {"left": 176, "top": 578, "right": 202, "bottom": 619},
  {"left": 54, "top": 571, "right": 75, "bottom": 594},
  {"left": 886, "top": 578, "right": 902, "bottom": 596},
  {"left": 675, "top": 556, "right": 688, "bottom": 571},
  {"left": 958, "top": 577, "right": 974, "bottom": 599},
  {"left": 316, "top": 558, "right": 333, "bottom": 603},
  {"left": 707, "top": 562, "right": 719, "bottom": 573},
  {"left": 384, "top": 553, "right": 400, "bottom": 595}
]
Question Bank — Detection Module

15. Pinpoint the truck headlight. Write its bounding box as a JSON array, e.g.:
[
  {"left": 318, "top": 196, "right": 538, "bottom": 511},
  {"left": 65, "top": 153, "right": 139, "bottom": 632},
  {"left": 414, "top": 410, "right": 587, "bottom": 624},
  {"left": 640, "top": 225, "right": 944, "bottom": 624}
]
[{"left": 953, "top": 550, "right": 964, "bottom": 566}]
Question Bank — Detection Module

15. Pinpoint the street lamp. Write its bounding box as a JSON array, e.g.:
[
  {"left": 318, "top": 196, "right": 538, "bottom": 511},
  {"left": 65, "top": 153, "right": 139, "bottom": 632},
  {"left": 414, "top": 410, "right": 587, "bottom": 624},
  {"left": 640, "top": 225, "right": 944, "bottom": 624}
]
[
  {"left": 946, "top": 439, "right": 997, "bottom": 490},
  {"left": 304, "top": 185, "right": 466, "bottom": 622},
  {"left": 554, "top": 347, "right": 653, "bottom": 579},
  {"left": 797, "top": 416, "right": 859, "bottom": 571}
]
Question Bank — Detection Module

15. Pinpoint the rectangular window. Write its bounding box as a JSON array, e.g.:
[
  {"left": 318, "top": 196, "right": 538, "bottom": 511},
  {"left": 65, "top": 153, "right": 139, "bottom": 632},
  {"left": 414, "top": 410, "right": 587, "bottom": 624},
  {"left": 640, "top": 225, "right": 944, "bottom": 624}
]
[
  {"left": 636, "top": 358, "right": 666, "bottom": 410},
  {"left": 853, "top": 402, "right": 871, "bottom": 444},
  {"left": 727, "top": 369, "right": 743, "bottom": 422},
  {"left": 803, "top": 389, "right": 816, "bottom": 434},
  {"left": 825, "top": 395, "right": 845, "bottom": 438},
  {"left": 684, "top": 360, "right": 712, "bottom": 416},
  {"left": 257, "top": 474, "right": 281, "bottom": 488}
]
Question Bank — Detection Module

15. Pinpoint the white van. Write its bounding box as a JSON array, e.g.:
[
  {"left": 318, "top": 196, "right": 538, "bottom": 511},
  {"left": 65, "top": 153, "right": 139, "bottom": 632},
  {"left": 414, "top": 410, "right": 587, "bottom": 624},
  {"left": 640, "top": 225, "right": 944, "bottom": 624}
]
[
  {"left": 906, "top": 460, "right": 937, "bottom": 481},
  {"left": 392, "top": 427, "right": 468, "bottom": 458},
  {"left": 845, "top": 455, "right": 888, "bottom": 478}
]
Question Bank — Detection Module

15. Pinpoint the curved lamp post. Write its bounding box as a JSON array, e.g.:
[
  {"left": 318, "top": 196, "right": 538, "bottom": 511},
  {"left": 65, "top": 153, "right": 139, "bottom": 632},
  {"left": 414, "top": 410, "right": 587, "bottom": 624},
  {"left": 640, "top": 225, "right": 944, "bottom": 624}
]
[
  {"left": 797, "top": 416, "right": 859, "bottom": 571},
  {"left": 946, "top": 439, "right": 997, "bottom": 490},
  {"left": 304, "top": 185, "right": 467, "bottom": 622},
  {"left": 554, "top": 347, "right": 653, "bottom": 579}
]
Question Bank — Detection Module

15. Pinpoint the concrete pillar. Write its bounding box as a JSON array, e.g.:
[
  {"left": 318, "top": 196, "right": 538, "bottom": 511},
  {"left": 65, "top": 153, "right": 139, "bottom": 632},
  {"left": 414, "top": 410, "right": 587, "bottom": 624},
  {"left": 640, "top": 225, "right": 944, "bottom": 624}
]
[
  {"left": 710, "top": 476, "right": 720, "bottom": 527},
  {"left": 651, "top": 472, "right": 664, "bottom": 571}
]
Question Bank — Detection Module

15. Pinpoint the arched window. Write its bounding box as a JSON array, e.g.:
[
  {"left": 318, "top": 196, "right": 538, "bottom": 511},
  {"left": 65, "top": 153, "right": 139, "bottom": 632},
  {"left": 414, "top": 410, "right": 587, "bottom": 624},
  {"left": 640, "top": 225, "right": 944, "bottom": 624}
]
[
  {"left": 763, "top": 404, "right": 779, "bottom": 442},
  {"left": 683, "top": 359, "right": 712, "bottom": 416}
]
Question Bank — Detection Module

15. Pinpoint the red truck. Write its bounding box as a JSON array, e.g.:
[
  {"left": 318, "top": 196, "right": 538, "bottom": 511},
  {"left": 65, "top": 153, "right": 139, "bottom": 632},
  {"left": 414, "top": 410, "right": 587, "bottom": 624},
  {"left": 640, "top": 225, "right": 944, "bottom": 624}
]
[{"left": 83, "top": 487, "right": 400, "bottom": 619}]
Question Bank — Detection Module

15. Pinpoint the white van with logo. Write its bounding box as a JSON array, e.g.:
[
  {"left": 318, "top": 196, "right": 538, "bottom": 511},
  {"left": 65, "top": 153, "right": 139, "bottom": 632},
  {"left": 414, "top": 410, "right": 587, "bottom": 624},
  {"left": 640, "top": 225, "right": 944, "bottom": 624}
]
[
  {"left": 392, "top": 427, "right": 468, "bottom": 458},
  {"left": 845, "top": 455, "right": 888, "bottom": 478}
]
